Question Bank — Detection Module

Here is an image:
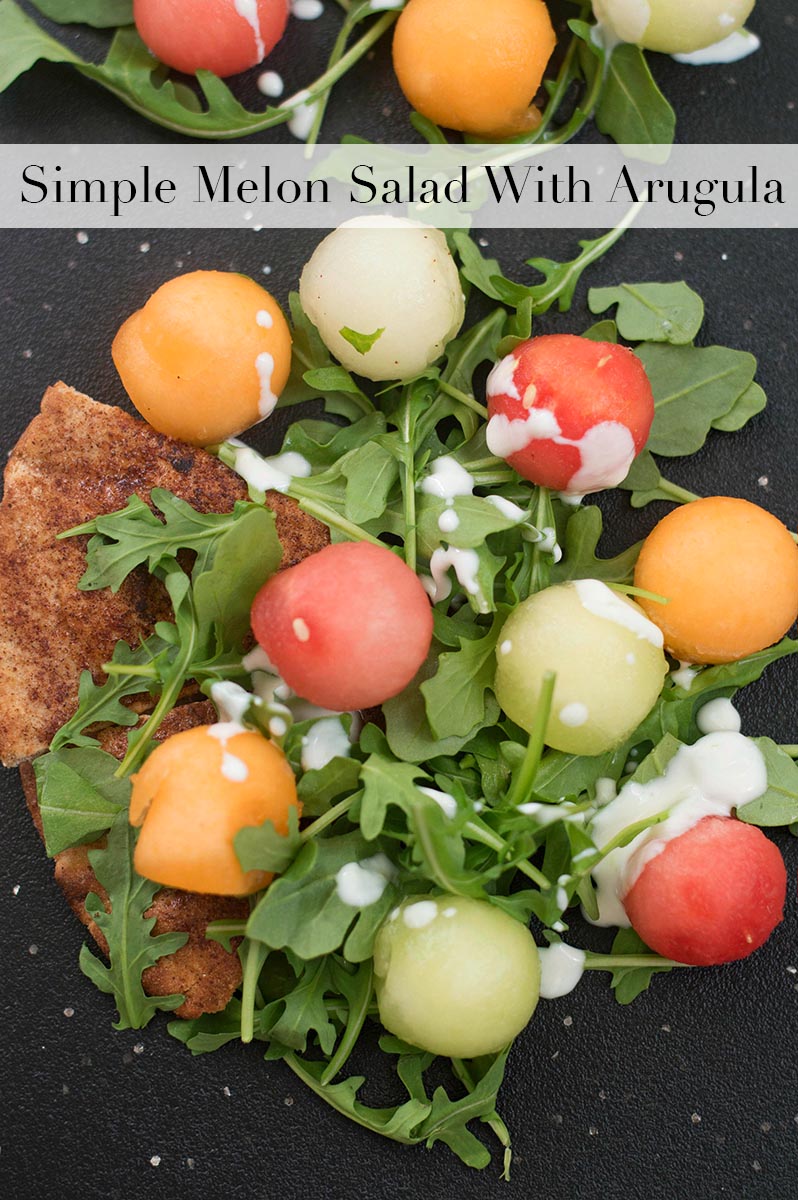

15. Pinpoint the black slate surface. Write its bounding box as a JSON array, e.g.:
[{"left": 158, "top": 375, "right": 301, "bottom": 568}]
[
  {"left": 1, "top": 226, "right": 797, "bottom": 1200},
  {"left": 0, "top": 0, "right": 796, "bottom": 144}
]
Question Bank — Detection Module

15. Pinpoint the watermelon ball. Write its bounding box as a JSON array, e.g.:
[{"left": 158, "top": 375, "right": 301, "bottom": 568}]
[
  {"left": 134, "top": 0, "right": 289, "bottom": 78},
  {"left": 250, "top": 541, "right": 434, "bottom": 710},
  {"left": 485, "top": 335, "right": 654, "bottom": 495},
  {"left": 622, "top": 815, "right": 787, "bottom": 966}
]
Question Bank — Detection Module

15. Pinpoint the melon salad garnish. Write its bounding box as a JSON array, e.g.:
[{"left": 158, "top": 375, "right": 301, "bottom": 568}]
[
  {"left": 36, "top": 216, "right": 798, "bottom": 1174},
  {"left": 0, "top": 0, "right": 763, "bottom": 144}
]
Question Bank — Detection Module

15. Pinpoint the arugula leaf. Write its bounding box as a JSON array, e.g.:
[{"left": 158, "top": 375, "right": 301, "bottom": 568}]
[
  {"left": 359, "top": 755, "right": 429, "bottom": 840},
  {"left": 0, "top": 0, "right": 81, "bottom": 91},
  {"left": 34, "top": 747, "right": 130, "bottom": 856},
  {"left": 339, "top": 326, "right": 386, "bottom": 355},
  {"left": 234, "top": 807, "right": 303, "bottom": 876},
  {"left": 79, "top": 816, "right": 187, "bottom": 1030},
  {"left": 551, "top": 505, "right": 641, "bottom": 584},
  {"left": 192, "top": 506, "right": 282, "bottom": 648},
  {"left": 595, "top": 44, "right": 676, "bottom": 145},
  {"left": 711, "top": 381, "right": 767, "bottom": 432},
  {"left": 421, "top": 620, "right": 502, "bottom": 742},
  {"left": 340, "top": 441, "right": 400, "bottom": 524},
  {"left": 588, "top": 282, "right": 704, "bottom": 345},
  {"left": 30, "top": 0, "right": 133, "bottom": 26},
  {"left": 737, "top": 740, "right": 798, "bottom": 828},
  {"left": 636, "top": 343, "right": 758, "bottom": 457},
  {"left": 267, "top": 958, "right": 339, "bottom": 1056},
  {"left": 607, "top": 928, "right": 674, "bottom": 1004},
  {"left": 669, "top": 637, "right": 798, "bottom": 700},
  {"left": 416, "top": 493, "right": 525, "bottom": 558},
  {"left": 298, "top": 756, "right": 363, "bottom": 816},
  {"left": 282, "top": 294, "right": 373, "bottom": 422}
]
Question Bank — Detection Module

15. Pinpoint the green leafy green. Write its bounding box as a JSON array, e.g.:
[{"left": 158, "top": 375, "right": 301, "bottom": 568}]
[
  {"left": 588, "top": 282, "right": 704, "bottom": 345},
  {"left": 420, "top": 620, "right": 503, "bottom": 741},
  {"left": 79, "top": 815, "right": 187, "bottom": 1030},
  {"left": 339, "top": 326, "right": 386, "bottom": 355},
  {"left": 234, "top": 808, "right": 303, "bottom": 876},
  {"left": 34, "top": 747, "right": 130, "bottom": 856},
  {"left": 551, "top": 505, "right": 641, "bottom": 584},
  {"left": 192, "top": 506, "right": 281, "bottom": 648},
  {"left": 595, "top": 44, "right": 676, "bottom": 145},
  {"left": 30, "top": 0, "right": 133, "bottom": 27},
  {"left": 607, "top": 928, "right": 674, "bottom": 1005},
  {"left": 738, "top": 740, "right": 798, "bottom": 827}
]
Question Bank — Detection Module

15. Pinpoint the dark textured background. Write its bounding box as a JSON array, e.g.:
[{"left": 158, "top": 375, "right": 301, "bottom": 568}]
[
  {"left": 1, "top": 226, "right": 797, "bottom": 1200},
  {"left": 0, "top": 0, "right": 795, "bottom": 144}
]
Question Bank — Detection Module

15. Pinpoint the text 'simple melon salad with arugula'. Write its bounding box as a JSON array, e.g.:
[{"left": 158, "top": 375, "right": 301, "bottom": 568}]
[
  {"left": 3, "top": 217, "right": 798, "bottom": 1174},
  {"left": 1, "top": 0, "right": 763, "bottom": 144}
]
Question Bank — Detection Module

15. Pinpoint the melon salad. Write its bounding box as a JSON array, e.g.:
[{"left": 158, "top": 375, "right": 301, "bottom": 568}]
[
  {"left": 1, "top": 1, "right": 765, "bottom": 143},
  {"left": 36, "top": 216, "right": 798, "bottom": 1171}
]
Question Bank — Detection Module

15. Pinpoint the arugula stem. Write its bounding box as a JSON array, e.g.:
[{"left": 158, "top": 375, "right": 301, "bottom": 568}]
[
  {"left": 283, "top": 1053, "right": 417, "bottom": 1144},
  {"left": 450, "top": 1057, "right": 512, "bottom": 1180},
  {"left": 436, "top": 380, "right": 488, "bottom": 419},
  {"left": 506, "top": 672, "right": 556, "bottom": 808},
  {"left": 529, "top": 5, "right": 591, "bottom": 142},
  {"left": 779, "top": 745, "right": 798, "bottom": 758},
  {"left": 464, "top": 821, "right": 551, "bottom": 890},
  {"left": 300, "top": 796, "right": 355, "bottom": 842},
  {"left": 398, "top": 391, "right": 418, "bottom": 573},
  {"left": 320, "top": 962, "right": 374, "bottom": 1085},
  {"left": 305, "top": 6, "right": 357, "bottom": 150},
  {"left": 102, "top": 662, "right": 159, "bottom": 679},
  {"left": 607, "top": 582, "right": 669, "bottom": 605},
  {"left": 584, "top": 951, "right": 689, "bottom": 972},
  {"left": 240, "top": 932, "right": 268, "bottom": 1045},
  {"left": 656, "top": 477, "right": 701, "bottom": 505},
  {"left": 288, "top": 490, "right": 383, "bottom": 546}
]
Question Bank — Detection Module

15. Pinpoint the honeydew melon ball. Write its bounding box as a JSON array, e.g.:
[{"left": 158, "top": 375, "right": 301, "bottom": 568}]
[
  {"left": 373, "top": 895, "right": 540, "bottom": 1057},
  {"left": 592, "top": 0, "right": 755, "bottom": 55},
  {"left": 494, "top": 579, "right": 668, "bottom": 756},
  {"left": 299, "top": 217, "right": 465, "bottom": 382}
]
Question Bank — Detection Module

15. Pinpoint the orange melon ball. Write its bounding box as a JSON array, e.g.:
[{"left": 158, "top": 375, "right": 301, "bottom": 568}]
[
  {"left": 634, "top": 497, "right": 798, "bottom": 664},
  {"left": 392, "top": 0, "right": 557, "bottom": 139},
  {"left": 130, "top": 724, "right": 299, "bottom": 896},
  {"left": 112, "top": 271, "right": 292, "bottom": 446}
]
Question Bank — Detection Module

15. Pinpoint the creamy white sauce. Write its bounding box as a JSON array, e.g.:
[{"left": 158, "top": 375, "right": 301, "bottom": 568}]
[
  {"left": 256, "top": 309, "right": 274, "bottom": 328},
  {"left": 485, "top": 355, "right": 520, "bottom": 402},
  {"left": 556, "top": 874, "right": 571, "bottom": 912},
  {"left": 420, "top": 456, "right": 475, "bottom": 500},
  {"left": 230, "top": 442, "right": 312, "bottom": 494},
  {"left": 243, "top": 645, "right": 276, "bottom": 673},
  {"left": 418, "top": 785, "right": 458, "bottom": 819},
  {"left": 595, "top": 777, "right": 617, "bottom": 807},
  {"left": 671, "top": 661, "right": 699, "bottom": 690},
  {"left": 588, "top": 732, "right": 768, "bottom": 927},
  {"left": 210, "top": 680, "right": 252, "bottom": 726},
  {"left": 301, "top": 717, "right": 351, "bottom": 772},
  {"left": 533, "top": 525, "right": 563, "bottom": 563},
  {"left": 255, "top": 351, "right": 278, "bottom": 417},
  {"left": 268, "top": 716, "right": 288, "bottom": 738},
  {"left": 486, "top": 494, "right": 526, "bottom": 521},
  {"left": 499, "top": 639, "right": 513, "bottom": 656},
  {"left": 403, "top": 900, "right": 438, "bottom": 929},
  {"left": 696, "top": 697, "right": 741, "bottom": 735},
  {"left": 207, "top": 720, "right": 250, "bottom": 784},
  {"left": 233, "top": 0, "right": 265, "bottom": 60},
  {"left": 591, "top": 0, "right": 651, "bottom": 46},
  {"left": 486, "top": 408, "right": 561, "bottom": 456},
  {"left": 291, "top": 0, "right": 324, "bottom": 17},
  {"left": 281, "top": 90, "right": 321, "bottom": 141},
  {"left": 221, "top": 754, "right": 249, "bottom": 782},
  {"left": 335, "top": 854, "right": 396, "bottom": 907},
  {"left": 517, "top": 801, "right": 584, "bottom": 825},
  {"left": 428, "top": 546, "right": 486, "bottom": 611},
  {"left": 574, "top": 579, "right": 664, "bottom": 647},
  {"left": 559, "top": 702, "right": 589, "bottom": 728},
  {"left": 673, "top": 29, "right": 760, "bottom": 66},
  {"left": 539, "top": 942, "right": 587, "bottom": 999},
  {"left": 437, "top": 508, "right": 460, "bottom": 534},
  {"left": 257, "top": 70, "right": 284, "bottom": 98},
  {"left": 368, "top": 0, "right": 403, "bottom": 9},
  {"left": 292, "top": 617, "right": 310, "bottom": 642}
]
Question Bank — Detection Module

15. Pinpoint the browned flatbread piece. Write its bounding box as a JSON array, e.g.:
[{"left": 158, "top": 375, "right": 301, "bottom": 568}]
[
  {"left": 20, "top": 702, "right": 249, "bottom": 1020},
  {"left": 0, "top": 383, "right": 328, "bottom": 765}
]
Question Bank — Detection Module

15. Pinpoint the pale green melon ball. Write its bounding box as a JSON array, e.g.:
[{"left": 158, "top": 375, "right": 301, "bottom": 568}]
[
  {"left": 373, "top": 895, "right": 540, "bottom": 1058},
  {"left": 494, "top": 579, "right": 668, "bottom": 756},
  {"left": 592, "top": 0, "right": 755, "bottom": 55},
  {"left": 299, "top": 216, "right": 465, "bottom": 382}
]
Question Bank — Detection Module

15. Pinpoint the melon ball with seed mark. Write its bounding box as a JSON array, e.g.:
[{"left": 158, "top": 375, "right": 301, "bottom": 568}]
[
  {"left": 250, "top": 541, "right": 434, "bottom": 710},
  {"left": 112, "top": 271, "right": 292, "bottom": 446},
  {"left": 374, "top": 895, "right": 540, "bottom": 1057},
  {"left": 592, "top": 0, "right": 755, "bottom": 55},
  {"left": 623, "top": 815, "right": 786, "bottom": 965},
  {"left": 494, "top": 580, "right": 668, "bottom": 755},
  {"left": 634, "top": 496, "right": 798, "bottom": 664},
  {"left": 298, "top": 217, "right": 465, "bottom": 382},
  {"left": 392, "top": 0, "right": 556, "bottom": 139},
  {"left": 133, "top": 0, "right": 289, "bottom": 78},
  {"left": 130, "top": 724, "right": 299, "bottom": 896},
  {"left": 486, "top": 335, "right": 654, "bottom": 496}
]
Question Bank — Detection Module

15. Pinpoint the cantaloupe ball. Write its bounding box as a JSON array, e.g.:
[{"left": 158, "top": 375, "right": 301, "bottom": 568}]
[
  {"left": 130, "top": 724, "right": 299, "bottom": 896},
  {"left": 392, "top": 0, "right": 557, "bottom": 139},
  {"left": 592, "top": 0, "right": 755, "bottom": 56},
  {"left": 634, "top": 497, "right": 798, "bottom": 664},
  {"left": 112, "top": 271, "right": 292, "bottom": 446}
]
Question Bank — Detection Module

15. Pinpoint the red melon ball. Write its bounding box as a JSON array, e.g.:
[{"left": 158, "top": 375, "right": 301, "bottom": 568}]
[
  {"left": 485, "top": 334, "right": 654, "bottom": 495},
  {"left": 622, "top": 816, "right": 787, "bottom": 966},
  {"left": 134, "top": 0, "right": 289, "bottom": 78},
  {"left": 250, "top": 541, "right": 434, "bottom": 711}
]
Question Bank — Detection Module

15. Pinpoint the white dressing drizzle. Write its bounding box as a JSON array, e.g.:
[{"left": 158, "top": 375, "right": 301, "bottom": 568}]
[
  {"left": 291, "top": 0, "right": 324, "bottom": 17},
  {"left": 486, "top": 494, "right": 526, "bottom": 521},
  {"left": 671, "top": 661, "right": 699, "bottom": 690},
  {"left": 559, "top": 702, "right": 589, "bottom": 728},
  {"left": 588, "top": 731, "right": 767, "bottom": 927},
  {"left": 485, "top": 355, "right": 521, "bottom": 402},
  {"left": 538, "top": 943, "right": 586, "bottom": 1000},
  {"left": 673, "top": 29, "right": 760, "bottom": 66},
  {"left": 428, "top": 546, "right": 487, "bottom": 611},
  {"left": 301, "top": 718, "right": 351, "bottom": 772},
  {"left": 257, "top": 70, "right": 284, "bottom": 97},
  {"left": 696, "top": 697, "right": 741, "bottom": 735},
  {"left": 229, "top": 441, "right": 312, "bottom": 494},
  {"left": 573, "top": 579, "right": 663, "bottom": 647},
  {"left": 437, "top": 508, "right": 460, "bottom": 533},
  {"left": 335, "top": 854, "right": 396, "bottom": 907},
  {"left": 420, "top": 456, "right": 474, "bottom": 499},
  {"left": 418, "top": 785, "right": 458, "bottom": 818},
  {"left": 403, "top": 900, "right": 438, "bottom": 928},
  {"left": 255, "top": 351, "right": 278, "bottom": 417},
  {"left": 256, "top": 309, "right": 274, "bottom": 328},
  {"left": 207, "top": 720, "right": 250, "bottom": 784},
  {"left": 233, "top": 0, "right": 265, "bottom": 60},
  {"left": 210, "top": 680, "right": 253, "bottom": 726}
]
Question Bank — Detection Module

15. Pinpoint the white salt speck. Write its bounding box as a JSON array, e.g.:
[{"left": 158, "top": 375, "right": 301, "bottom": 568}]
[
  {"left": 758, "top": 475, "right": 769, "bottom": 487},
  {"left": 12, "top": 884, "right": 19, "bottom": 896},
  {"left": 563, "top": 1015, "right": 573, "bottom": 1027},
  {"left": 22, "top": 349, "right": 33, "bottom": 359},
  {"left": 28, "top": 944, "right": 39, "bottom": 955},
  {"left": 691, "top": 1112, "right": 702, "bottom": 1125},
  {"left": 661, "top": 1025, "right": 671, "bottom": 1033},
  {"left": 760, "top": 1122, "right": 772, "bottom": 1133},
  {"left": 443, "top": 907, "right": 457, "bottom": 917},
  {"left": 140, "top": 242, "right": 150, "bottom": 253},
  {"left": 403, "top": 900, "right": 438, "bottom": 929},
  {"left": 752, "top": 1161, "right": 762, "bottom": 1173},
  {"left": 186, "top": 1159, "right": 196, "bottom": 1170},
  {"left": 63, "top": 1007, "right": 75, "bottom": 1018},
  {"left": 284, "top": 1096, "right": 294, "bottom": 1106},
  {"left": 499, "top": 639, "right": 513, "bottom": 655},
  {"left": 787, "top": 965, "right": 797, "bottom": 975},
  {"left": 589, "top": 1126, "right": 599, "bottom": 1137},
  {"left": 76, "top": 231, "right": 89, "bottom": 245},
  {"left": 223, "top": 1086, "right": 231, "bottom": 1097},
  {"left": 721, "top": 253, "right": 729, "bottom": 262},
  {"left": 478, "top": 237, "right": 489, "bottom": 247},
  {"left": 62, "top": 1084, "right": 69, "bottom": 1095},
  {"left": 293, "top": 617, "right": 310, "bottom": 642},
  {"left": 133, "top": 1042, "right": 145, "bottom": 1055},
  {"left": 262, "top": 265, "right": 272, "bottom": 275},
  {"left": 150, "top": 1156, "right": 161, "bottom": 1167}
]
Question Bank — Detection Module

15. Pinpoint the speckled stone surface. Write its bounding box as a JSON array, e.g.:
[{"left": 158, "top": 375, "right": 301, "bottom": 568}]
[{"left": 1, "top": 226, "right": 796, "bottom": 1200}]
